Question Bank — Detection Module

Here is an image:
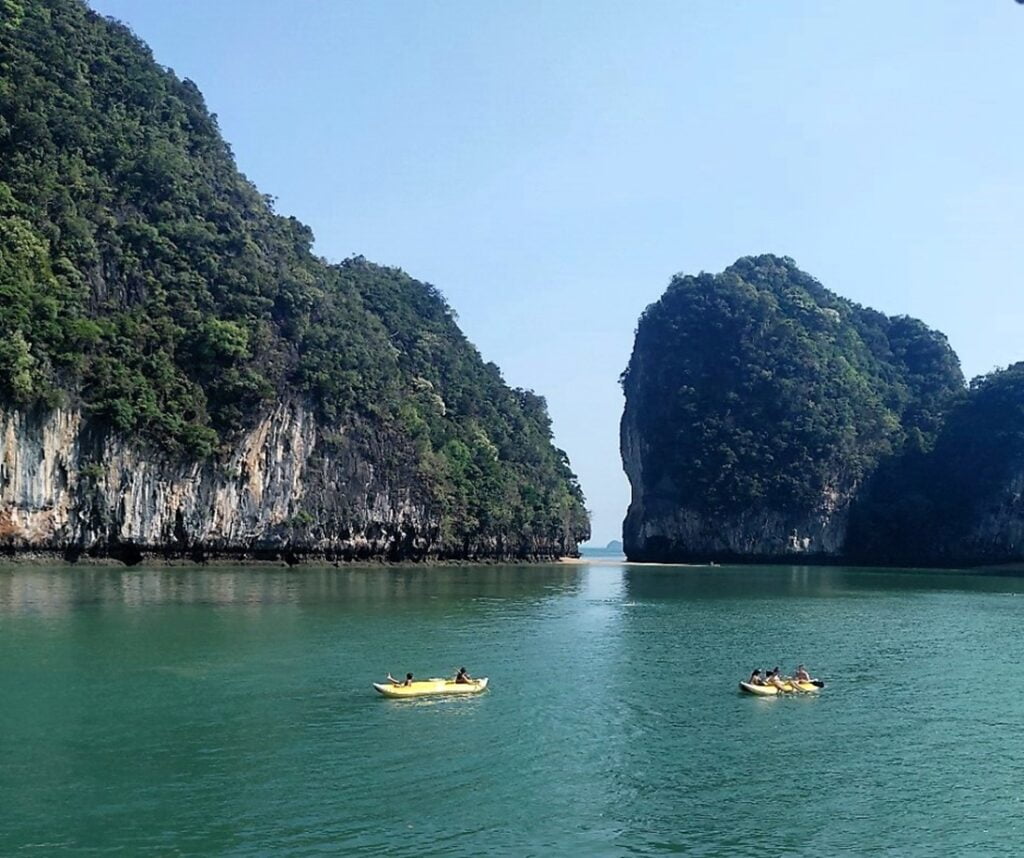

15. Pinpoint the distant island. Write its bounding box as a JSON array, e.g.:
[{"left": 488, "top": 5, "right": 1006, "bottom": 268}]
[
  {"left": 621, "top": 255, "right": 1024, "bottom": 567},
  {"left": 579, "top": 540, "right": 624, "bottom": 558},
  {"left": 0, "top": 0, "right": 589, "bottom": 563}
]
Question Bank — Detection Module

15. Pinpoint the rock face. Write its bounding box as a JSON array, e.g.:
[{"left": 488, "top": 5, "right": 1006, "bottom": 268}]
[
  {"left": 620, "top": 255, "right": 963, "bottom": 563},
  {"left": 621, "top": 403, "right": 853, "bottom": 562},
  {"left": 930, "top": 470, "right": 1024, "bottom": 566},
  {"left": 0, "top": 402, "right": 580, "bottom": 562},
  {"left": 620, "top": 489, "right": 852, "bottom": 563},
  {"left": 960, "top": 470, "right": 1024, "bottom": 564}
]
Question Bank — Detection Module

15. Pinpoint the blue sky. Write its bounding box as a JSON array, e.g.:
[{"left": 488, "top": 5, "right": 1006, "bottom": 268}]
[{"left": 87, "top": 1, "right": 1024, "bottom": 545}]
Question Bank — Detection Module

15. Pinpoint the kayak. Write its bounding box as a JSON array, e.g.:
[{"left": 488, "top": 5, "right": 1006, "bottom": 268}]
[
  {"left": 739, "top": 680, "right": 822, "bottom": 696},
  {"left": 373, "top": 677, "right": 489, "bottom": 698},
  {"left": 739, "top": 680, "right": 821, "bottom": 695}
]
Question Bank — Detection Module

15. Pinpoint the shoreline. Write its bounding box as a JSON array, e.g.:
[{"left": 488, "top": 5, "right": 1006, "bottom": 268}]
[
  {"left": 3, "top": 551, "right": 1022, "bottom": 574},
  {"left": 559, "top": 556, "right": 706, "bottom": 567},
  {"left": 563, "top": 556, "right": 1024, "bottom": 575},
  {"left": 0, "top": 550, "right": 584, "bottom": 568}
]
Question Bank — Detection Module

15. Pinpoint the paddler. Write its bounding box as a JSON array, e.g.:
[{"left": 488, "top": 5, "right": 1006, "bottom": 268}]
[
  {"left": 747, "top": 668, "right": 763, "bottom": 686},
  {"left": 454, "top": 667, "right": 473, "bottom": 684},
  {"left": 794, "top": 664, "right": 811, "bottom": 682},
  {"left": 386, "top": 672, "right": 414, "bottom": 687}
]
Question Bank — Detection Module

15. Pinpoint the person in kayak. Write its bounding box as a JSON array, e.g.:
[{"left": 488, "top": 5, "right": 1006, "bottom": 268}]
[
  {"left": 766, "top": 667, "right": 788, "bottom": 689},
  {"left": 794, "top": 665, "right": 811, "bottom": 682},
  {"left": 747, "top": 669, "right": 763, "bottom": 686},
  {"left": 386, "top": 672, "right": 414, "bottom": 687},
  {"left": 454, "top": 667, "right": 473, "bottom": 684}
]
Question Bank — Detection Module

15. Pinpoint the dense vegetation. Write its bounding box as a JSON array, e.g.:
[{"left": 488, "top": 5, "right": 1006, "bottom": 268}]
[
  {"left": 0, "top": 0, "right": 588, "bottom": 551},
  {"left": 621, "top": 255, "right": 964, "bottom": 520},
  {"left": 847, "top": 363, "right": 1024, "bottom": 563}
]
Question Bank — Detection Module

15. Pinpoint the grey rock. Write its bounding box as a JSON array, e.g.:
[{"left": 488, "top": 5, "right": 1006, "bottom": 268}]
[{"left": 0, "top": 402, "right": 575, "bottom": 563}]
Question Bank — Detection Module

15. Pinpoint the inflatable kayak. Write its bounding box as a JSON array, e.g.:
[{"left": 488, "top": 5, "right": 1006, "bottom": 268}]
[
  {"left": 373, "top": 677, "right": 489, "bottom": 698},
  {"left": 739, "top": 680, "right": 822, "bottom": 696}
]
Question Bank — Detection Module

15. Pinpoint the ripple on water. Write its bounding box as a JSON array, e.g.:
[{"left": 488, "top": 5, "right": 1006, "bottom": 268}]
[{"left": 2, "top": 563, "right": 1024, "bottom": 855}]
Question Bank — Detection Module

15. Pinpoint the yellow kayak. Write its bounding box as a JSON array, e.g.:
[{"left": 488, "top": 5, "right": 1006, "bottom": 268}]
[
  {"left": 373, "top": 677, "right": 489, "bottom": 698},
  {"left": 739, "top": 680, "right": 821, "bottom": 696}
]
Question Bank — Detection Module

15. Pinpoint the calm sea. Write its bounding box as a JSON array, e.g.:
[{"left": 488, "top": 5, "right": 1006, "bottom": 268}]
[{"left": 1, "top": 562, "right": 1022, "bottom": 855}]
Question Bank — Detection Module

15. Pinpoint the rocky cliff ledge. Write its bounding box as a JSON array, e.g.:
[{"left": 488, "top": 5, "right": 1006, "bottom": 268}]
[
  {"left": 620, "top": 255, "right": 963, "bottom": 564},
  {"left": 1, "top": 402, "right": 581, "bottom": 564}
]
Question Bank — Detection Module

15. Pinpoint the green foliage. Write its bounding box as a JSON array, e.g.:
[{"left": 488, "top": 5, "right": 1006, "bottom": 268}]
[
  {"left": 0, "top": 0, "right": 588, "bottom": 549},
  {"left": 622, "top": 255, "right": 964, "bottom": 517},
  {"left": 337, "top": 259, "right": 589, "bottom": 546},
  {"left": 0, "top": 214, "right": 82, "bottom": 405},
  {"left": 847, "top": 363, "right": 1024, "bottom": 562}
]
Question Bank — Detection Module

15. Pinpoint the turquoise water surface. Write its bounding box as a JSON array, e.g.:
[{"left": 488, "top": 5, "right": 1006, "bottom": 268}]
[{"left": 2, "top": 562, "right": 1023, "bottom": 855}]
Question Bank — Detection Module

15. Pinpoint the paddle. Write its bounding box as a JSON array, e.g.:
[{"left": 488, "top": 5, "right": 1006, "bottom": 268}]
[
  {"left": 777, "top": 674, "right": 821, "bottom": 693},
  {"left": 788, "top": 670, "right": 825, "bottom": 689}
]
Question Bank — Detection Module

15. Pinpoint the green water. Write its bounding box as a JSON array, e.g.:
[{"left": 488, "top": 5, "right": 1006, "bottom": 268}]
[{"left": 2, "top": 563, "right": 1023, "bottom": 855}]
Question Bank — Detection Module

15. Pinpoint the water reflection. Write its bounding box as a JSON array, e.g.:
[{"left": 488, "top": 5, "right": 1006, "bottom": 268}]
[
  {"left": 0, "top": 564, "right": 583, "bottom": 617},
  {"left": 620, "top": 563, "right": 1024, "bottom": 602},
  {"left": 7, "top": 561, "right": 1022, "bottom": 619}
]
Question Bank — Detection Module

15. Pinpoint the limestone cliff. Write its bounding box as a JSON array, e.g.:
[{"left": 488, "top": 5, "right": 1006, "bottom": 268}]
[
  {"left": 620, "top": 255, "right": 963, "bottom": 563},
  {"left": 0, "top": 0, "right": 589, "bottom": 561},
  {"left": 1, "top": 402, "right": 580, "bottom": 562}
]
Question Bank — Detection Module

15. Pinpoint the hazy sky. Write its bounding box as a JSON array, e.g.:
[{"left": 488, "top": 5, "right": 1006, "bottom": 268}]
[{"left": 87, "top": 1, "right": 1024, "bottom": 545}]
